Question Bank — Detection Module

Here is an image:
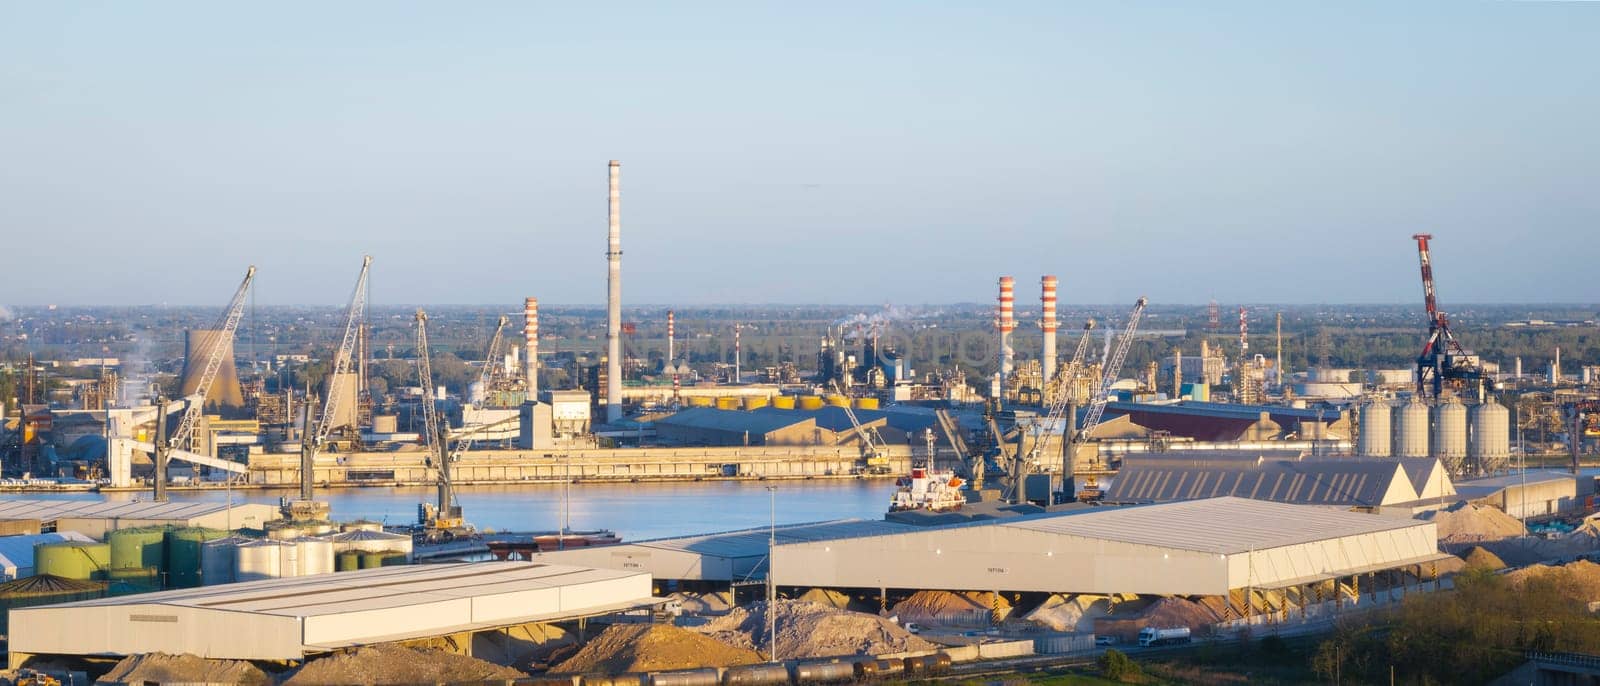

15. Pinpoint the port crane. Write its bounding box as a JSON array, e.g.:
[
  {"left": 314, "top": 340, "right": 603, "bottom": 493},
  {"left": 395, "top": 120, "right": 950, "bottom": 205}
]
[
  {"left": 832, "top": 381, "right": 891, "bottom": 474},
  {"left": 1412, "top": 234, "right": 1493, "bottom": 401},
  {"left": 170, "top": 266, "right": 256, "bottom": 453},
  {"left": 934, "top": 407, "right": 978, "bottom": 487},
  {"left": 415, "top": 309, "right": 465, "bottom": 537},
  {"left": 473, "top": 315, "right": 511, "bottom": 409},
  {"left": 1081, "top": 298, "right": 1148, "bottom": 439},
  {"left": 298, "top": 256, "right": 371, "bottom": 505},
  {"left": 1015, "top": 320, "right": 1097, "bottom": 501}
]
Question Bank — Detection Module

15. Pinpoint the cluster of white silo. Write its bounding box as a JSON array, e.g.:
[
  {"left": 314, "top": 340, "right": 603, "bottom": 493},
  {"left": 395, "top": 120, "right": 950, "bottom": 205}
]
[
  {"left": 1358, "top": 394, "right": 1512, "bottom": 474},
  {"left": 196, "top": 521, "right": 411, "bottom": 586}
]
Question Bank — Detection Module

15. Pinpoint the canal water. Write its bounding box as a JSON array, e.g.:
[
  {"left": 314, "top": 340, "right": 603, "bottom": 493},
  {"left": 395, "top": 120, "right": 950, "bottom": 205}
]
[{"left": 21, "top": 480, "right": 895, "bottom": 541}]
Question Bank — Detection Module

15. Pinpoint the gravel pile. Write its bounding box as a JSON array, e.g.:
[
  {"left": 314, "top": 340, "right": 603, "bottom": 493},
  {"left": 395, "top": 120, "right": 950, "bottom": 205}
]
[
  {"left": 1421, "top": 503, "right": 1526, "bottom": 546},
  {"left": 1022, "top": 594, "right": 1113, "bottom": 632},
  {"left": 1505, "top": 560, "right": 1600, "bottom": 604},
  {"left": 283, "top": 645, "right": 526, "bottom": 685},
  {"left": 1092, "top": 597, "right": 1220, "bottom": 642},
  {"left": 555, "top": 623, "right": 762, "bottom": 674},
  {"left": 97, "top": 653, "right": 270, "bottom": 685},
  {"left": 1461, "top": 546, "right": 1508, "bottom": 570},
  {"left": 891, "top": 590, "right": 1011, "bottom": 625},
  {"left": 695, "top": 600, "right": 936, "bottom": 659}
]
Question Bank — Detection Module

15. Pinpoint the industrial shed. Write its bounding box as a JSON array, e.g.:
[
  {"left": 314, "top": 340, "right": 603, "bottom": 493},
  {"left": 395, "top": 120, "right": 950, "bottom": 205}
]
[
  {"left": 8, "top": 561, "right": 656, "bottom": 666},
  {"left": 1105, "top": 453, "right": 1456, "bottom": 509},
  {"left": 652, "top": 408, "right": 825, "bottom": 446},
  {"left": 532, "top": 519, "right": 915, "bottom": 582},
  {"left": 1105, "top": 401, "right": 1349, "bottom": 442},
  {"left": 1454, "top": 471, "right": 1590, "bottom": 520},
  {"left": 0, "top": 499, "right": 279, "bottom": 539},
  {"left": 770, "top": 497, "right": 1448, "bottom": 597}
]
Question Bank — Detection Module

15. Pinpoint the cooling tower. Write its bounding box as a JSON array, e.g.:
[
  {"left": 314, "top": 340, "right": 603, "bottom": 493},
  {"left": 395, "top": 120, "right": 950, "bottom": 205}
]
[{"left": 179, "top": 329, "right": 245, "bottom": 410}]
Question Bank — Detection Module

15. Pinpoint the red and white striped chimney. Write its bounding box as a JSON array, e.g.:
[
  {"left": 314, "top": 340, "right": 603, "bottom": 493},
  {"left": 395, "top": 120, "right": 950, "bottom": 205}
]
[
  {"left": 524, "top": 297, "right": 539, "bottom": 399},
  {"left": 997, "top": 276, "right": 1016, "bottom": 392},
  {"left": 667, "top": 310, "right": 675, "bottom": 364},
  {"left": 1040, "top": 275, "right": 1059, "bottom": 384},
  {"left": 1238, "top": 306, "right": 1248, "bottom": 355}
]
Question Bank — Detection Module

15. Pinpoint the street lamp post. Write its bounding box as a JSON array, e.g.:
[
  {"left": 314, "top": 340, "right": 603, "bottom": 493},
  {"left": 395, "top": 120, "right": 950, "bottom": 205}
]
[{"left": 766, "top": 485, "right": 777, "bottom": 664}]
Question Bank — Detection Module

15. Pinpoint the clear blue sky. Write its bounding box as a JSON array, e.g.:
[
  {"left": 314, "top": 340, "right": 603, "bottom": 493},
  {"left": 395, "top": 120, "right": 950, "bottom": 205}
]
[{"left": 2, "top": 2, "right": 1595, "bottom": 306}]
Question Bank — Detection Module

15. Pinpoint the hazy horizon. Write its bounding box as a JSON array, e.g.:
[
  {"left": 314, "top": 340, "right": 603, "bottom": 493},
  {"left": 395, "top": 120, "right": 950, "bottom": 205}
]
[{"left": 3, "top": 3, "right": 1596, "bottom": 307}]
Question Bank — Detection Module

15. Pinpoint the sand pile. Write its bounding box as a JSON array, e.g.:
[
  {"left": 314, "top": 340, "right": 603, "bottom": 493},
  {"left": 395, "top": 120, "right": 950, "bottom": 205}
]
[
  {"left": 1461, "top": 546, "right": 1507, "bottom": 570},
  {"left": 670, "top": 591, "right": 735, "bottom": 615},
  {"left": 556, "top": 623, "right": 762, "bottom": 674},
  {"left": 891, "top": 590, "right": 1012, "bottom": 625},
  {"left": 695, "top": 600, "right": 936, "bottom": 659},
  {"left": 1421, "top": 503, "right": 1526, "bottom": 545},
  {"left": 97, "top": 653, "right": 270, "bottom": 685},
  {"left": 1093, "top": 597, "right": 1220, "bottom": 642},
  {"left": 1023, "top": 594, "right": 1113, "bottom": 632},
  {"left": 1505, "top": 559, "right": 1600, "bottom": 604},
  {"left": 283, "top": 645, "right": 525, "bottom": 685},
  {"left": 797, "top": 588, "right": 852, "bottom": 609}
]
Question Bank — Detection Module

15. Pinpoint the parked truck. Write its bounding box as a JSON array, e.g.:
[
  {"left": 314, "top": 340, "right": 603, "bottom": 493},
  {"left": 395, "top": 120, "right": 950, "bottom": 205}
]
[{"left": 1137, "top": 626, "right": 1191, "bottom": 647}]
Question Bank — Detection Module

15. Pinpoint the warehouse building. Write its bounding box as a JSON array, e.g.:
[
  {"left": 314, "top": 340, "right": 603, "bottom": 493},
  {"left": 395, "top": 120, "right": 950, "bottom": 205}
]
[
  {"left": 1104, "top": 453, "right": 1456, "bottom": 511},
  {"left": 1454, "top": 471, "right": 1592, "bottom": 520},
  {"left": 771, "top": 497, "right": 1449, "bottom": 598},
  {"left": 0, "top": 500, "right": 280, "bottom": 539},
  {"left": 8, "top": 561, "right": 657, "bottom": 666},
  {"left": 533, "top": 519, "right": 915, "bottom": 583},
  {"left": 1104, "top": 401, "right": 1350, "bottom": 442}
]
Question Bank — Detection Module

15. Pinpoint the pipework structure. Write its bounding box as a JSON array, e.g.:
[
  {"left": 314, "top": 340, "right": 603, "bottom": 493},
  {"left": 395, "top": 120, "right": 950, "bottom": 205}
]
[{"left": 606, "top": 160, "right": 623, "bottom": 422}]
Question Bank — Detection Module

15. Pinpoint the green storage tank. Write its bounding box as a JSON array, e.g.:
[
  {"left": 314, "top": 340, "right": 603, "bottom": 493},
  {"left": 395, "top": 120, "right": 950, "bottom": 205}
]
[
  {"left": 359, "top": 552, "right": 386, "bottom": 569},
  {"left": 336, "top": 551, "right": 360, "bottom": 572},
  {"left": 164, "top": 528, "right": 230, "bottom": 589},
  {"left": 378, "top": 551, "right": 409, "bottom": 567},
  {"left": 0, "top": 575, "right": 106, "bottom": 633},
  {"left": 33, "top": 542, "right": 110, "bottom": 581},
  {"left": 109, "top": 527, "right": 169, "bottom": 571},
  {"left": 106, "top": 567, "right": 161, "bottom": 595}
]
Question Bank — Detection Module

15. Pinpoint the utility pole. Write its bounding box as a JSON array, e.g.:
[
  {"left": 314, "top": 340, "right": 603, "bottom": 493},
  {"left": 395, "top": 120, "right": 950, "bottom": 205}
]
[
  {"left": 766, "top": 484, "right": 778, "bottom": 664},
  {"left": 154, "top": 398, "right": 169, "bottom": 502}
]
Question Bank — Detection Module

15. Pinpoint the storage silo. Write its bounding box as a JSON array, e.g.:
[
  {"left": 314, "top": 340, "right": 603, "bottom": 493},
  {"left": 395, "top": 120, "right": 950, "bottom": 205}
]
[
  {"left": 0, "top": 575, "right": 106, "bottom": 633},
  {"left": 265, "top": 521, "right": 305, "bottom": 541},
  {"left": 295, "top": 537, "right": 335, "bottom": 576},
  {"left": 340, "top": 520, "right": 384, "bottom": 533},
  {"left": 1469, "top": 399, "right": 1512, "bottom": 474},
  {"left": 235, "top": 540, "right": 288, "bottom": 581},
  {"left": 108, "top": 527, "right": 167, "bottom": 571},
  {"left": 1432, "top": 396, "right": 1468, "bottom": 473},
  {"left": 1393, "top": 397, "right": 1431, "bottom": 458},
  {"left": 33, "top": 542, "right": 110, "bottom": 581},
  {"left": 164, "top": 528, "right": 229, "bottom": 589},
  {"left": 1358, "top": 398, "right": 1392, "bottom": 457},
  {"left": 328, "top": 529, "right": 413, "bottom": 559},
  {"left": 106, "top": 567, "right": 160, "bottom": 595},
  {"left": 200, "top": 536, "right": 250, "bottom": 586}
]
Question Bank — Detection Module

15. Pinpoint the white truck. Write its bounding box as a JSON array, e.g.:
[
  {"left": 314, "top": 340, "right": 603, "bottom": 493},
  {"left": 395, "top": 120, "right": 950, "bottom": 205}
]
[{"left": 1137, "top": 626, "right": 1191, "bottom": 647}]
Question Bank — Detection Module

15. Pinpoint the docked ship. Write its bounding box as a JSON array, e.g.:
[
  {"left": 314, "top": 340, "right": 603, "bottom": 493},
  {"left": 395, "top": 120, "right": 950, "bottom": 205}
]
[{"left": 888, "top": 466, "right": 967, "bottom": 513}]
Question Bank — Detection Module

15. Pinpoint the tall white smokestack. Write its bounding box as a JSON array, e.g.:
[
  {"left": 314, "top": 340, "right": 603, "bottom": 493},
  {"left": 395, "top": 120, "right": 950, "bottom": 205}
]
[
  {"left": 997, "top": 276, "right": 1016, "bottom": 398},
  {"left": 524, "top": 297, "right": 539, "bottom": 399},
  {"left": 1040, "top": 275, "right": 1058, "bottom": 385},
  {"left": 606, "top": 160, "right": 623, "bottom": 422},
  {"left": 667, "top": 310, "right": 675, "bottom": 364}
]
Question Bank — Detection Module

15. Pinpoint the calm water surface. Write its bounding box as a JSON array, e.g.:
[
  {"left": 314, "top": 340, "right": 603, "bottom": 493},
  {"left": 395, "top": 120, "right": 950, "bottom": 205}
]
[{"left": 20, "top": 480, "right": 895, "bottom": 541}]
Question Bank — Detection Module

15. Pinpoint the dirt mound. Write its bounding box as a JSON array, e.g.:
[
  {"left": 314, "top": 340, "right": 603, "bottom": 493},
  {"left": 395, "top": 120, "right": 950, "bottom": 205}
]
[
  {"left": 97, "top": 653, "right": 270, "bottom": 685},
  {"left": 670, "top": 590, "right": 735, "bottom": 615},
  {"left": 695, "top": 600, "right": 936, "bottom": 659},
  {"left": 890, "top": 590, "right": 1011, "bottom": 625},
  {"left": 556, "top": 623, "right": 762, "bottom": 674},
  {"left": 1422, "top": 503, "right": 1526, "bottom": 546},
  {"left": 1461, "top": 546, "right": 1507, "bottom": 570},
  {"left": 1505, "top": 559, "right": 1600, "bottom": 605},
  {"left": 284, "top": 645, "right": 525, "bottom": 685},
  {"left": 797, "top": 588, "right": 851, "bottom": 609},
  {"left": 1023, "top": 594, "right": 1113, "bottom": 632},
  {"left": 1092, "top": 597, "right": 1220, "bottom": 643}
]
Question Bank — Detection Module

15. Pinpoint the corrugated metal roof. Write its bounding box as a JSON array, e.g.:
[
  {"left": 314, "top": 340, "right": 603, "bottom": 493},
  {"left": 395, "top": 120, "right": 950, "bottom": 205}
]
[
  {"left": 1105, "top": 456, "right": 1416, "bottom": 507},
  {"left": 55, "top": 561, "right": 640, "bottom": 617},
  {"left": 653, "top": 408, "right": 809, "bottom": 435},
  {"left": 1000, "top": 497, "right": 1426, "bottom": 554},
  {"left": 0, "top": 499, "right": 256, "bottom": 522},
  {"left": 624, "top": 519, "right": 917, "bottom": 560}
]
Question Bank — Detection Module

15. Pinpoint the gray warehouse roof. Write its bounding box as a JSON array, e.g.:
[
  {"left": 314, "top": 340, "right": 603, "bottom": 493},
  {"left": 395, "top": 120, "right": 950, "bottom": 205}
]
[
  {"left": 0, "top": 499, "right": 253, "bottom": 521},
  {"left": 1105, "top": 454, "right": 1453, "bottom": 507},
  {"left": 9, "top": 562, "right": 656, "bottom": 662},
  {"left": 653, "top": 407, "right": 809, "bottom": 435}
]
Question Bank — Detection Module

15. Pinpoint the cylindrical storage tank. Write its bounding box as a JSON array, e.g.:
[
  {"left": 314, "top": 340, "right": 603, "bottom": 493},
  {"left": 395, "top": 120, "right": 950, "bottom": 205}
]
[
  {"left": 200, "top": 536, "right": 249, "bottom": 586},
  {"left": 296, "top": 537, "right": 335, "bottom": 576},
  {"left": 723, "top": 664, "right": 790, "bottom": 686},
  {"left": 799, "top": 396, "right": 824, "bottom": 410},
  {"left": 715, "top": 397, "right": 739, "bottom": 410},
  {"left": 300, "top": 520, "right": 337, "bottom": 536},
  {"left": 341, "top": 520, "right": 384, "bottom": 533},
  {"left": 265, "top": 521, "right": 304, "bottom": 541},
  {"left": 106, "top": 567, "right": 160, "bottom": 595},
  {"left": 687, "top": 396, "right": 714, "bottom": 408},
  {"left": 855, "top": 397, "right": 880, "bottom": 410},
  {"left": 582, "top": 675, "right": 646, "bottom": 686},
  {"left": 372, "top": 414, "right": 399, "bottom": 433},
  {"left": 108, "top": 527, "right": 167, "bottom": 571},
  {"left": 379, "top": 551, "right": 409, "bottom": 567},
  {"left": 164, "top": 528, "right": 229, "bottom": 589},
  {"left": 1393, "top": 398, "right": 1431, "bottom": 458},
  {"left": 235, "top": 540, "right": 286, "bottom": 581},
  {"left": 1358, "top": 399, "right": 1392, "bottom": 457},
  {"left": 1469, "top": 399, "right": 1512, "bottom": 474},
  {"left": 278, "top": 539, "right": 301, "bottom": 578},
  {"left": 336, "top": 550, "right": 360, "bottom": 572},
  {"left": 824, "top": 394, "right": 849, "bottom": 408},
  {"left": 359, "top": 551, "right": 387, "bottom": 569},
  {"left": 772, "top": 395, "right": 796, "bottom": 410},
  {"left": 34, "top": 542, "right": 110, "bottom": 581},
  {"left": 1432, "top": 396, "right": 1468, "bottom": 471},
  {"left": 648, "top": 669, "right": 720, "bottom": 686},
  {"left": 0, "top": 575, "right": 107, "bottom": 633},
  {"left": 329, "top": 529, "right": 414, "bottom": 557},
  {"left": 903, "top": 654, "right": 952, "bottom": 674},
  {"left": 743, "top": 396, "right": 769, "bottom": 410}
]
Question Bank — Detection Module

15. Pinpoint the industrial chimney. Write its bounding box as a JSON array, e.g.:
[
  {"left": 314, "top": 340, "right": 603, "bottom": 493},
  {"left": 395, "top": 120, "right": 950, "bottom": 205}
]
[
  {"left": 667, "top": 310, "right": 675, "bottom": 364},
  {"left": 524, "top": 297, "right": 539, "bottom": 398},
  {"left": 997, "top": 276, "right": 1016, "bottom": 397},
  {"left": 606, "top": 160, "right": 623, "bottom": 422},
  {"left": 1040, "top": 276, "right": 1058, "bottom": 386}
]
